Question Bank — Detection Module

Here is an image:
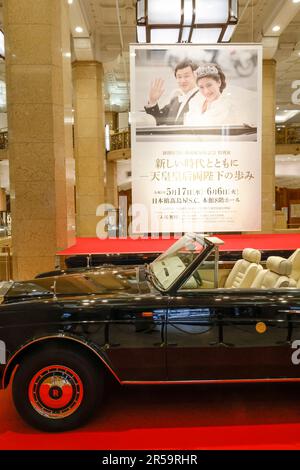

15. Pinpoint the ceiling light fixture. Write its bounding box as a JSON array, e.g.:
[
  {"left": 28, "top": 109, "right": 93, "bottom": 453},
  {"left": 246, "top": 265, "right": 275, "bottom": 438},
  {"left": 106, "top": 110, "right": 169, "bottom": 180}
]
[
  {"left": 75, "top": 26, "right": 83, "bottom": 33},
  {"left": 68, "top": 0, "right": 74, "bottom": 4},
  {"left": 272, "top": 25, "right": 281, "bottom": 32},
  {"left": 136, "top": 0, "right": 238, "bottom": 44}
]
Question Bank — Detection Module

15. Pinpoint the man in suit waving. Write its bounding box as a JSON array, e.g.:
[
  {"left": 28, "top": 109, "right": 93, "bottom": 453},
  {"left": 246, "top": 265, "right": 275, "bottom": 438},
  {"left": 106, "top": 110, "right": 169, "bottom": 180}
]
[{"left": 144, "top": 60, "right": 199, "bottom": 126}]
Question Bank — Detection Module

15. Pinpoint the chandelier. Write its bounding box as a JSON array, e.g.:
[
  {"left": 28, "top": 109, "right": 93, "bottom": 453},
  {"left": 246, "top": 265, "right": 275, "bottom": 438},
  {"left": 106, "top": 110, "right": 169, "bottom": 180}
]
[{"left": 136, "top": 0, "right": 238, "bottom": 44}]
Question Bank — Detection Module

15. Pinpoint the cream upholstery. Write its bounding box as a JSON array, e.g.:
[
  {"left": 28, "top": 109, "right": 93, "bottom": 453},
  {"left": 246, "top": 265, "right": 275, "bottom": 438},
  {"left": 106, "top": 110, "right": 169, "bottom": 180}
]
[
  {"left": 288, "top": 249, "right": 300, "bottom": 282},
  {"left": 251, "top": 256, "right": 296, "bottom": 289},
  {"left": 225, "top": 248, "right": 262, "bottom": 288}
]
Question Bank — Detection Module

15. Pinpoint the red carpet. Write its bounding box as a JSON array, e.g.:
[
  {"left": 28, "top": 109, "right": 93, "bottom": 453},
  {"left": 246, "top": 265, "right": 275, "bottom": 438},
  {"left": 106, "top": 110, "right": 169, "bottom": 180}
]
[
  {"left": 1, "top": 382, "right": 300, "bottom": 450},
  {"left": 58, "top": 233, "right": 300, "bottom": 256}
]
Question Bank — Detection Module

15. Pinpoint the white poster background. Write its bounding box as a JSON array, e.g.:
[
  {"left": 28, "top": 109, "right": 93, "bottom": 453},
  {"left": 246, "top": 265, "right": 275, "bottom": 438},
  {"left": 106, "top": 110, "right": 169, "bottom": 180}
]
[{"left": 130, "top": 44, "right": 262, "bottom": 233}]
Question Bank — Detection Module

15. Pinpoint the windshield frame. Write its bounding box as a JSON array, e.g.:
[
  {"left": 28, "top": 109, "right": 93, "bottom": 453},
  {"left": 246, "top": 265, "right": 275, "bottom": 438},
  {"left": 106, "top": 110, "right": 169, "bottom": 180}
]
[{"left": 148, "top": 233, "right": 215, "bottom": 294}]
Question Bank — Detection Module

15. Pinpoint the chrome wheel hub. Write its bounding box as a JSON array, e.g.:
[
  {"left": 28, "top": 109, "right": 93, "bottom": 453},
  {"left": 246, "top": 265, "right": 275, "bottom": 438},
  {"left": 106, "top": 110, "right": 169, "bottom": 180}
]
[{"left": 28, "top": 365, "right": 84, "bottom": 419}]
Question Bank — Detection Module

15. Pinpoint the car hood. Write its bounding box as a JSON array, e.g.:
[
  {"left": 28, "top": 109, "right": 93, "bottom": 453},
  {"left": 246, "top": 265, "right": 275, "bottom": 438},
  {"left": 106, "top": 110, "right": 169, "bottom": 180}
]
[{"left": 4, "top": 266, "right": 152, "bottom": 302}]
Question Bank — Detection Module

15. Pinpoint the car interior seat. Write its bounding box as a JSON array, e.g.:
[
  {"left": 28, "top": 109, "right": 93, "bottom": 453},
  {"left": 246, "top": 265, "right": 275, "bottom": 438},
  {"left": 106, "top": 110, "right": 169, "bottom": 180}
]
[
  {"left": 288, "top": 248, "right": 300, "bottom": 283},
  {"left": 224, "top": 248, "right": 262, "bottom": 288},
  {"left": 251, "top": 256, "right": 296, "bottom": 288}
]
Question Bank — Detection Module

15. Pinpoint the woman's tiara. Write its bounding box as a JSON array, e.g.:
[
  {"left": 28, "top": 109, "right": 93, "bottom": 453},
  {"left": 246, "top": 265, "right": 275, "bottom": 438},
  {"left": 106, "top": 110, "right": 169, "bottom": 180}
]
[{"left": 196, "top": 64, "right": 219, "bottom": 78}]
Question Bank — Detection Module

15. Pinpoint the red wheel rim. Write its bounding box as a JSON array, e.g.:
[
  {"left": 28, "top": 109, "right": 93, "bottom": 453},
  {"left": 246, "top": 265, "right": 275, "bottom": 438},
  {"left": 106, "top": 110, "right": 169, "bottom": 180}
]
[{"left": 28, "top": 365, "right": 84, "bottom": 419}]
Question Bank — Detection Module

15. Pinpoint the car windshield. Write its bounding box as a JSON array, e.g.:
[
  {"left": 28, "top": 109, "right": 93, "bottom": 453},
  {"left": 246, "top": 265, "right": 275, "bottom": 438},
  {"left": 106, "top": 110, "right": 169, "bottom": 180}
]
[{"left": 149, "top": 233, "right": 208, "bottom": 291}]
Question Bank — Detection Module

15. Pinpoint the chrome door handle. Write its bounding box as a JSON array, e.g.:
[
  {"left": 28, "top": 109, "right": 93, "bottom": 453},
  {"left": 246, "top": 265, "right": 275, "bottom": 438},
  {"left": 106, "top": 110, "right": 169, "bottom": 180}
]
[{"left": 279, "top": 310, "right": 300, "bottom": 314}]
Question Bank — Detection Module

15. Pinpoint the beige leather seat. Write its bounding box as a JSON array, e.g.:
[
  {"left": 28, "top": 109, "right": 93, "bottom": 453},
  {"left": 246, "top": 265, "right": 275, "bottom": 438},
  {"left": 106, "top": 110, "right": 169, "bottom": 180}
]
[
  {"left": 288, "top": 248, "right": 300, "bottom": 283},
  {"left": 225, "top": 248, "right": 262, "bottom": 288},
  {"left": 251, "top": 256, "right": 296, "bottom": 289}
]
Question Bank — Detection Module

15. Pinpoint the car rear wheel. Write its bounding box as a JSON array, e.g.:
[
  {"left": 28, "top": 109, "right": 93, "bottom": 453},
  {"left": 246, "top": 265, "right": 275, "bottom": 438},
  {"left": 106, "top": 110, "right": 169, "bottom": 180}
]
[{"left": 12, "top": 344, "right": 104, "bottom": 432}]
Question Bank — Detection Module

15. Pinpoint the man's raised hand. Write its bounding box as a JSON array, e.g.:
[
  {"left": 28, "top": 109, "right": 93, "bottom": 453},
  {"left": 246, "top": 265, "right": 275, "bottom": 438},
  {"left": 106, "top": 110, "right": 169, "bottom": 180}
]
[{"left": 148, "top": 78, "right": 165, "bottom": 106}]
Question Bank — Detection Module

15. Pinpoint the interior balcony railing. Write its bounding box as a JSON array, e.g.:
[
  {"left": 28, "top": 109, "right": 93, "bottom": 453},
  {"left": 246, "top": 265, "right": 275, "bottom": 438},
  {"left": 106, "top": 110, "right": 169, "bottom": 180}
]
[
  {"left": 110, "top": 129, "right": 131, "bottom": 151},
  {"left": 111, "top": 127, "right": 299, "bottom": 148},
  {"left": 0, "top": 129, "right": 8, "bottom": 150},
  {"left": 2, "top": 125, "right": 300, "bottom": 149},
  {"left": 276, "top": 125, "right": 300, "bottom": 145}
]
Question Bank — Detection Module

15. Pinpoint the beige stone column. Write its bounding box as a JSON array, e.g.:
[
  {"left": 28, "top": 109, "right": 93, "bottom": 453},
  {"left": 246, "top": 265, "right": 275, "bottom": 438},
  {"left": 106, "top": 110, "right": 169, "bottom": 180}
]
[
  {"left": 105, "top": 111, "right": 118, "bottom": 206},
  {"left": 106, "top": 161, "right": 118, "bottom": 207},
  {"left": 261, "top": 59, "right": 276, "bottom": 232},
  {"left": 61, "top": 2, "right": 76, "bottom": 247},
  {"left": 4, "top": 0, "right": 75, "bottom": 279},
  {"left": 73, "top": 61, "right": 106, "bottom": 236}
]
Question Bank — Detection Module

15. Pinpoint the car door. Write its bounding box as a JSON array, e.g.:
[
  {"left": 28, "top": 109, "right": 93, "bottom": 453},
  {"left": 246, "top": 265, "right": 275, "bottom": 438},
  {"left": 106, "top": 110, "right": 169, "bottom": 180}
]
[
  {"left": 106, "top": 295, "right": 168, "bottom": 381},
  {"left": 167, "top": 291, "right": 223, "bottom": 380},
  {"left": 218, "top": 288, "right": 295, "bottom": 379},
  {"left": 167, "top": 287, "right": 298, "bottom": 381}
]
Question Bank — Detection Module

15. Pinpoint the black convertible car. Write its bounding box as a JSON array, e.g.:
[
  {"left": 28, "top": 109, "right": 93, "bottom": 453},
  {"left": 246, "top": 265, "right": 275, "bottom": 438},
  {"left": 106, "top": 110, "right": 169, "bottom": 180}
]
[{"left": 0, "top": 233, "right": 300, "bottom": 432}]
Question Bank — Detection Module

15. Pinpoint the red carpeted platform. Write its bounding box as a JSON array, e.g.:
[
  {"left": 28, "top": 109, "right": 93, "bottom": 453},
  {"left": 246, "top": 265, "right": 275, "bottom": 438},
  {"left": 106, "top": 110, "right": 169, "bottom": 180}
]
[
  {"left": 58, "top": 233, "right": 300, "bottom": 256},
  {"left": 1, "top": 382, "right": 300, "bottom": 450}
]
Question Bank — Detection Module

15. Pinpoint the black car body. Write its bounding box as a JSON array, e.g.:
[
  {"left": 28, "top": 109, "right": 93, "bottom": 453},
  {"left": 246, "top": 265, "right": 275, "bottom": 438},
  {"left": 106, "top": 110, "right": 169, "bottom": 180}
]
[{"left": 0, "top": 233, "right": 300, "bottom": 432}]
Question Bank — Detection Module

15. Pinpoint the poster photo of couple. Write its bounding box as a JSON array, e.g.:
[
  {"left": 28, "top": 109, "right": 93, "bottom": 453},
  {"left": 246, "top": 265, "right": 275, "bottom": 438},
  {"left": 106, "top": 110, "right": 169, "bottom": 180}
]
[{"left": 130, "top": 44, "right": 262, "bottom": 142}]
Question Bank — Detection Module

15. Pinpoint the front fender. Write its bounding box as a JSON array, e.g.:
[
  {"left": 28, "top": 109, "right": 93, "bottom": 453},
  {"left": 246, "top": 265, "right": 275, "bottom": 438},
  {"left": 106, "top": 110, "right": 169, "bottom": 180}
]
[{"left": 1, "top": 333, "right": 121, "bottom": 389}]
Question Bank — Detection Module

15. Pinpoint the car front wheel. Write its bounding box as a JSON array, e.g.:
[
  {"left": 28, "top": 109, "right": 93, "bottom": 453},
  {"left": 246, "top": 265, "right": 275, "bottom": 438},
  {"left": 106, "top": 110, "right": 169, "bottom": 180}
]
[{"left": 12, "top": 344, "right": 104, "bottom": 432}]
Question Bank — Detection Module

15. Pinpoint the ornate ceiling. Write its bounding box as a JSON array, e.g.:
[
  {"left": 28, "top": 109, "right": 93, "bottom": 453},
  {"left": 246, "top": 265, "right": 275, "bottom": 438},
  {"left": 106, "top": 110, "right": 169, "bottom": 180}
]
[{"left": 80, "top": 0, "right": 136, "bottom": 111}]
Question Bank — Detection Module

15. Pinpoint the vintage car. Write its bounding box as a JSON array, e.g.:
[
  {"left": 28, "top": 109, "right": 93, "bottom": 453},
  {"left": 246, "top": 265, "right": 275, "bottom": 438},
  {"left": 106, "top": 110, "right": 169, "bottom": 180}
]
[{"left": 0, "top": 233, "right": 300, "bottom": 432}]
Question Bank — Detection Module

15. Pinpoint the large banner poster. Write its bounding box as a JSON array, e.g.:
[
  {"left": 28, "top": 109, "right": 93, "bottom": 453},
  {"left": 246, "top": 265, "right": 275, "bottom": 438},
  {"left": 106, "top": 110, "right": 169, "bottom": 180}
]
[{"left": 130, "top": 44, "right": 262, "bottom": 234}]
